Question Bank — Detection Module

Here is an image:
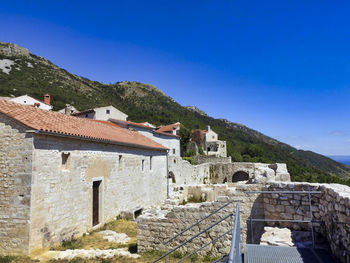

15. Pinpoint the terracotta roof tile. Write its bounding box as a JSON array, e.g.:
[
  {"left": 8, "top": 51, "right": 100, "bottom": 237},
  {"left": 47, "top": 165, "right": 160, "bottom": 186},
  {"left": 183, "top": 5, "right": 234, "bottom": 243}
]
[
  {"left": 0, "top": 100, "right": 167, "bottom": 150},
  {"left": 157, "top": 123, "right": 180, "bottom": 133},
  {"left": 154, "top": 130, "right": 180, "bottom": 138}
]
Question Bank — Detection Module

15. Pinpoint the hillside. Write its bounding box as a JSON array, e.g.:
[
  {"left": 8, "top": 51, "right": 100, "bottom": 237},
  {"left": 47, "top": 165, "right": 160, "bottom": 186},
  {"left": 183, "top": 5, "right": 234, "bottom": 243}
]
[{"left": 1, "top": 42, "right": 350, "bottom": 185}]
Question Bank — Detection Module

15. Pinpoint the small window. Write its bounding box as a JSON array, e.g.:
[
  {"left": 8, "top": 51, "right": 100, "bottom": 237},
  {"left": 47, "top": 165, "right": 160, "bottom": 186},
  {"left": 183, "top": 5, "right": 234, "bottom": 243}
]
[
  {"left": 142, "top": 159, "right": 145, "bottom": 172},
  {"left": 85, "top": 114, "right": 88, "bottom": 117},
  {"left": 118, "top": 155, "right": 123, "bottom": 170},
  {"left": 173, "top": 149, "right": 176, "bottom": 154},
  {"left": 24, "top": 101, "right": 27, "bottom": 103},
  {"left": 106, "top": 109, "right": 110, "bottom": 114},
  {"left": 61, "top": 152, "right": 70, "bottom": 170},
  {"left": 150, "top": 156, "right": 153, "bottom": 170}
]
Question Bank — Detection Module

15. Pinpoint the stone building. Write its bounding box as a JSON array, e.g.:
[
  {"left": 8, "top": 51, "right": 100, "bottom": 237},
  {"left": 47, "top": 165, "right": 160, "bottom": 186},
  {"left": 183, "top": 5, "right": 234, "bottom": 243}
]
[
  {"left": 192, "top": 126, "right": 227, "bottom": 157},
  {"left": 0, "top": 100, "right": 168, "bottom": 254}
]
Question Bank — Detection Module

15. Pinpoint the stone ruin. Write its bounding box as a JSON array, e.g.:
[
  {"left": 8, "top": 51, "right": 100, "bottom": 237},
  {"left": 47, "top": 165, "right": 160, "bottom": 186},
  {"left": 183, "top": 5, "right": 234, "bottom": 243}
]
[{"left": 137, "top": 162, "right": 350, "bottom": 263}]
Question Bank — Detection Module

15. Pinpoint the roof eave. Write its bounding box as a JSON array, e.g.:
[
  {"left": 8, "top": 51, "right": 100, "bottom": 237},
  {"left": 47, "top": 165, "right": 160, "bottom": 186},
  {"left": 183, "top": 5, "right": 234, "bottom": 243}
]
[{"left": 26, "top": 130, "right": 168, "bottom": 152}]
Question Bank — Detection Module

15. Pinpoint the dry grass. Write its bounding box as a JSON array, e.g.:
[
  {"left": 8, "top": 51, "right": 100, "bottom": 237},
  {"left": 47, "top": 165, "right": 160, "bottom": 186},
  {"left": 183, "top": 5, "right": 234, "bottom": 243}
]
[
  {"left": 1, "top": 219, "right": 221, "bottom": 263},
  {"left": 50, "top": 219, "right": 137, "bottom": 251}
]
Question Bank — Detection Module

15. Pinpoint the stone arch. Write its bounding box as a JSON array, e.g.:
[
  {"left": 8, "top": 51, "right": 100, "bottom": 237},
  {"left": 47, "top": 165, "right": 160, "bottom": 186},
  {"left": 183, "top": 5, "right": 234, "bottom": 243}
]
[
  {"left": 168, "top": 171, "right": 176, "bottom": 183},
  {"left": 232, "top": 171, "right": 249, "bottom": 183}
]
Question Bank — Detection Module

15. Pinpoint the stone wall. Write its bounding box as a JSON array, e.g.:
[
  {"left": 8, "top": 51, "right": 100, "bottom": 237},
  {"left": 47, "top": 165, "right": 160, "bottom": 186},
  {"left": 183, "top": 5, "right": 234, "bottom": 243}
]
[
  {"left": 138, "top": 184, "right": 266, "bottom": 255},
  {"left": 168, "top": 158, "right": 290, "bottom": 186},
  {"left": 263, "top": 182, "right": 350, "bottom": 263},
  {"left": 28, "top": 134, "right": 168, "bottom": 252},
  {"left": 193, "top": 155, "right": 231, "bottom": 165},
  {"left": 138, "top": 182, "right": 350, "bottom": 263},
  {"left": 319, "top": 184, "right": 350, "bottom": 263},
  {"left": 168, "top": 156, "right": 210, "bottom": 185},
  {"left": 209, "top": 162, "right": 290, "bottom": 184},
  {"left": 0, "top": 114, "right": 33, "bottom": 254}
]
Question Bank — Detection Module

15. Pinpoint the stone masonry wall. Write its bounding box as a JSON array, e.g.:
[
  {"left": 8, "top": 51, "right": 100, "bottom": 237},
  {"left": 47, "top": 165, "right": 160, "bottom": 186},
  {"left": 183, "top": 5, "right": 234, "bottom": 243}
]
[
  {"left": 168, "top": 158, "right": 290, "bottom": 186},
  {"left": 138, "top": 184, "right": 266, "bottom": 256},
  {"left": 193, "top": 155, "right": 231, "bottom": 165},
  {"left": 319, "top": 184, "right": 350, "bottom": 263},
  {"left": 138, "top": 182, "right": 350, "bottom": 262},
  {"left": 0, "top": 114, "right": 33, "bottom": 254},
  {"left": 263, "top": 182, "right": 350, "bottom": 263},
  {"left": 168, "top": 156, "right": 210, "bottom": 185},
  {"left": 28, "top": 134, "right": 168, "bottom": 252},
  {"left": 209, "top": 163, "right": 290, "bottom": 184}
]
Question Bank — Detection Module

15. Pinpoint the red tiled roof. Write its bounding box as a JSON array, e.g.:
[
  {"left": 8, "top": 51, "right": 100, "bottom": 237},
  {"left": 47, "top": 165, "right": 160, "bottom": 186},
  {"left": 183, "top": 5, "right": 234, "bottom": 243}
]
[
  {"left": 110, "top": 119, "right": 155, "bottom": 130},
  {"left": 0, "top": 100, "right": 167, "bottom": 151},
  {"left": 157, "top": 122, "right": 180, "bottom": 133},
  {"left": 71, "top": 109, "right": 95, "bottom": 116},
  {"left": 154, "top": 130, "right": 180, "bottom": 138}
]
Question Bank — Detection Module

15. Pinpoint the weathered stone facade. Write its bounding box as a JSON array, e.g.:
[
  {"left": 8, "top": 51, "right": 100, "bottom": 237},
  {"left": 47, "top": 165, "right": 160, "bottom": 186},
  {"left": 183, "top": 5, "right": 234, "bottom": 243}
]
[
  {"left": 209, "top": 162, "right": 290, "bottom": 184},
  {"left": 0, "top": 114, "right": 168, "bottom": 254},
  {"left": 0, "top": 114, "right": 33, "bottom": 254},
  {"left": 193, "top": 155, "right": 231, "bottom": 165},
  {"left": 168, "top": 157, "right": 290, "bottom": 186}
]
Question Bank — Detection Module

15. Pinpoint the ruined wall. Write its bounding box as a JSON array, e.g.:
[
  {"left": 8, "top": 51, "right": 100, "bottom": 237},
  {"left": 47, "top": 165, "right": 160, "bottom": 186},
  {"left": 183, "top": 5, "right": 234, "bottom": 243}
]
[
  {"left": 262, "top": 182, "right": 350, "bottom": 263},
  {"left": 168, "top": 159, "right": 290, "bottom": 187},
  {"left": 319, "top": 184, "right": 350, "bottom": 263},
  {"left": 0, "top": 114, "right": 33, "bottom": 254},
  {"left": 138, "top": 182, "right": 350, "bottom": 262},
  {"left": 193, "top": 155, "right": 231, "bottom": 165},
  {"left": 168, "top": 156, "right": 210, "bottom": 185},
  {"left": 209, "top": 162, "right": 290, "bottom": 184},
  {"left": 138, "top": 184, "right": 266, "bottom": 255},
  {"left": 29, "top": 135, "right": 167, "bottom": 252}
]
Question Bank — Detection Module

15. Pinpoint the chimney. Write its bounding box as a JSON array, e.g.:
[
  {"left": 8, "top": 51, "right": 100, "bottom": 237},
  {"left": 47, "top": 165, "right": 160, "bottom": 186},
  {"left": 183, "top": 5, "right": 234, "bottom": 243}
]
[
  {"left": 207, "top": 125, "right": 211, "bottom": 132},
  {"left": 43, "top": 94, "right": 51, "bottom": 105}
]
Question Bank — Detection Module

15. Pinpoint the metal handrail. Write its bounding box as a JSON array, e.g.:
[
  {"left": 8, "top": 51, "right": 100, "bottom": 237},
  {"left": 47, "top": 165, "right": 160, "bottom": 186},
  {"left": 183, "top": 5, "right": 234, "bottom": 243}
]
[
  {"left": 164, "top": 198, "right": 242, "bottom": 245},
  {"left": 213, "top": 255, "right": 228, "bottom": 263},
  {"left": 227, "top": 203, "right": 241, "bottom": 263},
  {"left": 152, "top": 213, "right": 234, "bottom": 263}
]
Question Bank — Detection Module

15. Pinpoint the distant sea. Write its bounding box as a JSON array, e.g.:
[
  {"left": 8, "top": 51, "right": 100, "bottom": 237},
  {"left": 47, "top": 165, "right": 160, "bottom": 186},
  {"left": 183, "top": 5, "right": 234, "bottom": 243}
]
[{"left": 328, "top": 155, "right": 350, "bottom": 166}]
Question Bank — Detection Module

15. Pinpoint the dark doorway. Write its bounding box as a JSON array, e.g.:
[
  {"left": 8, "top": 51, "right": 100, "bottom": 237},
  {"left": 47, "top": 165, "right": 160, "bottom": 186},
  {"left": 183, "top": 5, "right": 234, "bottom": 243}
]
[
  {"left": 168, "top": 171, "right": 176, "bottom": 183},
  {"left": 232, "top": 171, "right": 249, "bottom": 182},
  {"left": 93, "top": 181, "right": 101, "bottom": 226}
]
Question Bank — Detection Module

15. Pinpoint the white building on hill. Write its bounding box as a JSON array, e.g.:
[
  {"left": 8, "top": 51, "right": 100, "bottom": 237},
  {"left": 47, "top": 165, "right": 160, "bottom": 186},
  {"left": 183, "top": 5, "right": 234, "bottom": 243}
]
[
  {"left": 72, "top": 105, "right": 128, "bottom": 121},
  {"left": 9, "top": 94, "right": 53, "bottom": 110}
]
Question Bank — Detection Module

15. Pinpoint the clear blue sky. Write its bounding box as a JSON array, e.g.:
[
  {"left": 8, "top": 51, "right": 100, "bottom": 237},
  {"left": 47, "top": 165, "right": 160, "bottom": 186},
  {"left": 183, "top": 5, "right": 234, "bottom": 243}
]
[{"left": 1, "top": 0, "right": 350, "bottom": 155}]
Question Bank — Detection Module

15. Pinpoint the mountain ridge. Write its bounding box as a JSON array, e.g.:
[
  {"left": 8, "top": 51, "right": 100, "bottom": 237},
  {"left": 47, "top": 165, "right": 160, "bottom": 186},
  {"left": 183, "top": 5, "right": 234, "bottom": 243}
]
[{"left": 1, "top": 42, "right": 349, "bottom": 185}]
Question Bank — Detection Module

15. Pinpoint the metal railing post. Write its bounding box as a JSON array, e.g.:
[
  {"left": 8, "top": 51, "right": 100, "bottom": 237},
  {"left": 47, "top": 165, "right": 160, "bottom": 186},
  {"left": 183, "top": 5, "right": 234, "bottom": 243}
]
[
  {"left": 308, "top": 187, "right": 315, "bottom": 248},
  {"left": 227, "top": 203, "right": 241, "bottom": 263}
]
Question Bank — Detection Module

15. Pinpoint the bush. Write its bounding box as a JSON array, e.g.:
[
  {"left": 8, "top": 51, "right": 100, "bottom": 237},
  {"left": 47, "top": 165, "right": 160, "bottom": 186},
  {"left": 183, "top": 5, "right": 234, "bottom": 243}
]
[
  {"left": 182, "top": 157, "right": 194, "bottom": 165},
  {"left": 198, "top": 147, "right": 205, "bottom": 155}
]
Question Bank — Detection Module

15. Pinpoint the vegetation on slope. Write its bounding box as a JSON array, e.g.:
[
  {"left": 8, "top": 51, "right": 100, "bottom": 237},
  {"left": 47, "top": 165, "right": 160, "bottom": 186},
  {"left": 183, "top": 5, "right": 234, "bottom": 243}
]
[{"left": 1, "top": 42, "right": 350, "bottom": 186}]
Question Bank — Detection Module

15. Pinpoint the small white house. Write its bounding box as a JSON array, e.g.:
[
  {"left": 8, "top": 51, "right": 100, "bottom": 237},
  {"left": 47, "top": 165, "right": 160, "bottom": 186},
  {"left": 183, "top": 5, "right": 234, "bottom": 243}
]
[
  {"left": 10, "top": 94, "right": 53, "bottom": 110},
  {"left": 72, "top": 105, "right": 128, "bottom": 121},
  {"left": 110, "top": 119, "right": 181, "bottom": 157}
]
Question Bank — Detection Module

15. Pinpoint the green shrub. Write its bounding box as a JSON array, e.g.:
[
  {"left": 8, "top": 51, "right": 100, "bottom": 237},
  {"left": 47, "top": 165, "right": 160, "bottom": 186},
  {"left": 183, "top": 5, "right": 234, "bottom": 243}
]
[{"left": 182, "top": 157, "right": 194, "bottom": 165}]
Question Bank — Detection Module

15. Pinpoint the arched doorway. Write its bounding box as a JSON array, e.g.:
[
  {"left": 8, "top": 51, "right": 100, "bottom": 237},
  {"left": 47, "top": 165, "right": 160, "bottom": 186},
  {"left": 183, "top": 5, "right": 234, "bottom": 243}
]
[
  {"left": 232, "top": 171, "right": 249, "bottom": 183},
  {"left": 168, "top": 171, "right": 176, "bottom": 183}
]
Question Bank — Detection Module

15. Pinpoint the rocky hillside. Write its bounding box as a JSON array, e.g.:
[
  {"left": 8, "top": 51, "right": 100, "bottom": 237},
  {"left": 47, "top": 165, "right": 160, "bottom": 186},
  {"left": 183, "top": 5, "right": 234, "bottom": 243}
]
[{"left": 1, "top": 42, "right": 350, "bottom": 185}]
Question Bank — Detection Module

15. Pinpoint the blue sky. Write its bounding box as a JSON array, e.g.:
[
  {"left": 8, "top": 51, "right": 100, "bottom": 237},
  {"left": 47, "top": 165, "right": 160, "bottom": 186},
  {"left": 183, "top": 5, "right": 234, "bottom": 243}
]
[{"left": 1, "top": 1, "right": 350, "bottom": 155}]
